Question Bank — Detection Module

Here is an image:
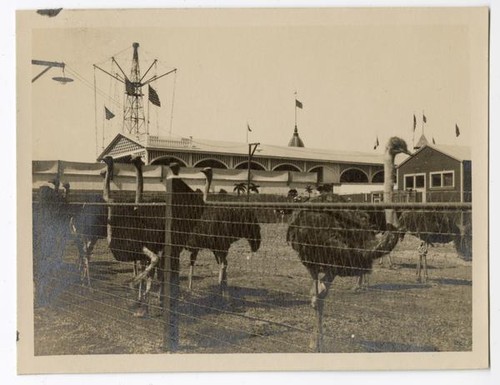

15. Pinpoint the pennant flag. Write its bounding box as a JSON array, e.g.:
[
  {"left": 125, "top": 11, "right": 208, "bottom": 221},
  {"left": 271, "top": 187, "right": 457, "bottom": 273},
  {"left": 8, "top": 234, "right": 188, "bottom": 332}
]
[
  {"left": 104, "top": 106, "right": 115, "bottom": 120},
  {"left": 423, "top": 113, "right": 427, "bottom": 123},
  {"left": 247, "top": 123, "right": 252, "bottom": 132},
  {"left": 148, "top": 84, "right": 161, "bottom": 107},
  {"left": 373, "top": 136, "right": 379, "bottom": 150},
  {"left": 432, "top": 137, "right": 436, "bottom": 144},
  {"left": 295, "top": 99, "right": 303, "bottom": 109},
  {"left": 455, "top": 124, "right": 460, "bottom": 137},
  {"left": 125, "top": 78, "right": 135, "bottom": 95},
  {"left": 413, "top": 114, "right": 417, "bottom": 131}
]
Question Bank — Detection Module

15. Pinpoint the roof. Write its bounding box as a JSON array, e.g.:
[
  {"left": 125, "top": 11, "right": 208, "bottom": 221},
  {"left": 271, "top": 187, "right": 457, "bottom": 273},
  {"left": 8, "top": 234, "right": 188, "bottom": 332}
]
[
  {"left": 398, "top": 143, "right": 471, "bottom": 168},
  {"left": 414, "top": 134, "right": 429, "bottom": 149},
  {"left": 100, "top": 133, "right": 386, "bottom": 165}
]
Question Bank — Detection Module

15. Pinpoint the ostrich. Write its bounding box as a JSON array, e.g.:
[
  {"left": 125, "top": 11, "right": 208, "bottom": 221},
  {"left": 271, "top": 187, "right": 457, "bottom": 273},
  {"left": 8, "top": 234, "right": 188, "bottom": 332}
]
[
  {"left": 287, "top": 137, "right": 410, "bottom": 352},
  {"left": 102, "top": 155, "right": 213, "bottom": 316},
  {"left": 185, "top": 207, "right": 261, "bottom": 297},
  {"left": 63, "top": 183, "right": 108, "bottom": 286},
  {"left": 33, "top": 181, "right": 72, "bottom": 304},
  {"left": 398, "top": 210, "right": 472, "bottom": 283}
]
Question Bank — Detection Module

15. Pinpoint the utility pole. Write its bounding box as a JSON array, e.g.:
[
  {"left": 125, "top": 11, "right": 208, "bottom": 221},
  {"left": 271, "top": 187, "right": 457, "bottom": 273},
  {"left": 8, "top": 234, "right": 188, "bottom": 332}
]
[{"left": 246, "top": 142, "right": 260, "bottom": 202}]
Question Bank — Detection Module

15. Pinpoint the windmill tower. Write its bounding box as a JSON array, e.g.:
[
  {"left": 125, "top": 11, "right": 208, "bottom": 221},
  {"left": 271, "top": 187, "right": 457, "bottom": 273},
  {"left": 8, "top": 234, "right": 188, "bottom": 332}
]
[
  {"left": 123, "top": 42, "right": 146, "bottom": 135},
  {"left": 94, "top": 42, "right": 177, "bottom": 138}
]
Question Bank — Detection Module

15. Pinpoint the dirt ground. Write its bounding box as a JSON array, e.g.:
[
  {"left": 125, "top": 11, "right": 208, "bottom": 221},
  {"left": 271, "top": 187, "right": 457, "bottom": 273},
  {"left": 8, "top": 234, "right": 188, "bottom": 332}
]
[{"left": 34, "top": 223, "right": 472, "bottom": 355}]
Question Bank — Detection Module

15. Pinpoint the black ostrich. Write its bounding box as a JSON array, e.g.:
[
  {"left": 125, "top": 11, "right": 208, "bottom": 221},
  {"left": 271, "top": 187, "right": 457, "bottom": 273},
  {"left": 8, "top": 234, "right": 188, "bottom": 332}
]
[
  {"left": 286, "top": 137, "right": 410, "bottom": 351},
  {"left": 398, "top": 210, "right": 472, "bottom": 283},
  {"left": 185, "top": 207, "right": 261, "bottom": 297},
  {"left": 102, "top": 155, "right": 213, "bottom": 316},
  {"left": 33, "top": 181, "right": 72, "bottom": 305},
  {"left": 65, "top": 188, "right": 108, "bottom": 286}
]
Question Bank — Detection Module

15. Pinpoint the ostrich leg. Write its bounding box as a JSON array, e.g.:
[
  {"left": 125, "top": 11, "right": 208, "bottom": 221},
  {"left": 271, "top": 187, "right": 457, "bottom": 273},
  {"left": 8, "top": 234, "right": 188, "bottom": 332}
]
[
  {"left": 309, "top": 270, "right": 335, "bottom": 352},
  {"left": 132, "top": 247, "right": 161, "bottom": 317},
  {"left": 188, "top": 250, "right": 199, "bottom": 291},
  {"left": 216, "top": 251, "right": 229, "bottom": 300},
  {"left": 417, "top": 241, "right": 428, "bottom": 283}
]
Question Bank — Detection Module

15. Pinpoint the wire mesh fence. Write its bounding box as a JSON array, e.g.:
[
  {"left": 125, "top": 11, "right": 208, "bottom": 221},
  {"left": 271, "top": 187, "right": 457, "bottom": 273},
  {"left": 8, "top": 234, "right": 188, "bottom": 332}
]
[{"left": 32, "top": 189, "right": 473, "bottom": 354}]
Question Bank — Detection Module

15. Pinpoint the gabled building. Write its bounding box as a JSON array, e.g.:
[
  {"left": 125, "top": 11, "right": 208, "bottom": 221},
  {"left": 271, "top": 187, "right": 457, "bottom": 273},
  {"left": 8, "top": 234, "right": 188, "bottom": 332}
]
[
  {"left": 97, "top": 133, "right": 388, "bottom": 195},
  {"left": 396, "top": 144, "right": 471, "bottom": 202}
]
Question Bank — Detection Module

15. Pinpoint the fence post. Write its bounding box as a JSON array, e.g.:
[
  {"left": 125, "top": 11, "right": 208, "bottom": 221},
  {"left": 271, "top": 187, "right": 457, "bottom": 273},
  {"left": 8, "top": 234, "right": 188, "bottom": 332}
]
[{"left": 163, "top": 175, "right": 179, "bottom": 352}]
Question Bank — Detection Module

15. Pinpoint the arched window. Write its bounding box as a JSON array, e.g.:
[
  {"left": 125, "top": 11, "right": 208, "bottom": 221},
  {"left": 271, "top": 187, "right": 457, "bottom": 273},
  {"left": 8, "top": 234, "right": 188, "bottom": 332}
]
[
  {"left": 150, "top": 156, "right": 187, "bottom": 167},
  {"left": 194, "top": 159, "right": 228, "bottom": 169},
  {"left": 340, "top": 168, "right": 369, "bottom": 183},
  {"left": 273, "top": 164, "right": 301, "bottom": 172},
  {"left": 235, "top": 161, "right": 266, "bottom": 171},
  {"left": 372, "top": 170, "right": 384, "bottom": 183},
  {"left": 308, "top": 166, "right": 324, "bottom": 184}
]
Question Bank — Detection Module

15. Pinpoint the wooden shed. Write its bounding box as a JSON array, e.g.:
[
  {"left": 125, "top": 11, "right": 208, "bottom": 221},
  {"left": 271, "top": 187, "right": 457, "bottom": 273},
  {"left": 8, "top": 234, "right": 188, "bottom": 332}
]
[{"left": 396, "top": 144, "right": 471, "bottom": 202}]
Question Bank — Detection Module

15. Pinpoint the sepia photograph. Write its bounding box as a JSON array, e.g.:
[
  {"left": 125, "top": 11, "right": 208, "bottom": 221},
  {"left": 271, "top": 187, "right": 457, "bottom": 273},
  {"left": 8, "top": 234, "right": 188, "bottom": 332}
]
[{"left": 15, "top": 5, "right": 489, "bottom": 376}]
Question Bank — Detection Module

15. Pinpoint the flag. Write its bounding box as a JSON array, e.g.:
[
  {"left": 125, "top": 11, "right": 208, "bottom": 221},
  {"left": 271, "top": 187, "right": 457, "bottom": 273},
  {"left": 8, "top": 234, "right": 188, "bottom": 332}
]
[
  {"left": 423, "top": 113, "right": 427, "bottom": 123},
  {"left": 432, "top": 137, "right": 436, "bottom": 144},
  {"left": 373, "top": 136, "right": 379, "bottom": 150},
  {"left": 125, "top": 78, "right": 135, "bottom": 95},
  {"left": 247, "top": 123, "right": 252, "bottom": 132},
  {"left": 455, "top": 124, "right": 460, "bottom": 137},
  {"left": 295, "top": 99, "right": 303, "bottom": 109},
  {"left": 148, "top": 84, "right": 161, "bottom": 107},
  {"left": 104, "top": 106, "right": 115, "bottom": 120},
  {"left": 413, "top": 114, "right": 417, "bottom": 131}
]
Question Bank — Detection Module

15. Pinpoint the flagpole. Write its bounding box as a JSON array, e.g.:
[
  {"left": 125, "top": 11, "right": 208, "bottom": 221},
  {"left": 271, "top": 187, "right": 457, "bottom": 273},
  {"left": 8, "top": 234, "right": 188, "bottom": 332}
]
[
  {"left": 412, "top": 114, "right": 415, "bottom": 150},
  {"left": 147, "top": 87, "right": 150, "bottom": 136},
  {"left": 422, "top": 110, "right": 425, "bottom": 135},
  {"left": 94, "top": 66, "right": 98, "bottom": 158}
]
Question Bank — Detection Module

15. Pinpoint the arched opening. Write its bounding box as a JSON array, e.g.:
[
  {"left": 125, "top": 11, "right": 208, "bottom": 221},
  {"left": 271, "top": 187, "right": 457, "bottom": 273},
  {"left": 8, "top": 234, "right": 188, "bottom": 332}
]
[
  {"left": 340, "top": 168, "right": 369, "bottom": 183},
  {"left": 194, "top": 159, "right": 228, "bottom": 169},
  {"left": 372, "top": 170, "right": 384, "bottom": 183},
  {"left": 235, "top": 161, "right": 266, "bottom": 171},
  {"left": 273, "top": 163, "right": 301, "bottom": 172},
  {"left": 308, "top": 166, "right": 324, "bottom": 184},
  {"left": 150, "top": 155, "right": 188, "bottom": 167}
]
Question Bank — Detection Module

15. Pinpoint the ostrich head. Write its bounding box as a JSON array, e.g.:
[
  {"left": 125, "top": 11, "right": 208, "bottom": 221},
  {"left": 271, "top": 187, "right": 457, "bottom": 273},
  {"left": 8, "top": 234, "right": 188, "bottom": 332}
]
[
  {"left": 386, "top": 137, "right": 412, "bottom": 157},
  {"left": 169, "top": 162, "right": 181, "bottom": 176}
]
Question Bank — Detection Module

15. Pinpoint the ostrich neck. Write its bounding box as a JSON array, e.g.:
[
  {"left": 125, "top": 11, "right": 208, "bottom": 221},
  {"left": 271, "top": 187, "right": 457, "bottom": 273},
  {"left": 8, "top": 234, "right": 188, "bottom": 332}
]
[
  {"left": 203, "top": 176, "right": 212, "bottom": 202},
  {"left": 383, "top": 151, "right": 398, "bottom": 226},
  {"left": 135, "top": 165, "right": 143, "bottom": 204},
  {"left": 103, "top": 168, "right": 111, "bottom": 203},
  {"left": 383, "top": 152, "right": 396, "bottom": 203}
]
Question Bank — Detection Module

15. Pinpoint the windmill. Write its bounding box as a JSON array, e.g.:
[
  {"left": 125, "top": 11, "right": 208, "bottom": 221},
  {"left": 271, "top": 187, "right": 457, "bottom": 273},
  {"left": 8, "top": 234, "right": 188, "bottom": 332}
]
[{"left": 94, "top": 42, "right": 176, "bottom": 136}]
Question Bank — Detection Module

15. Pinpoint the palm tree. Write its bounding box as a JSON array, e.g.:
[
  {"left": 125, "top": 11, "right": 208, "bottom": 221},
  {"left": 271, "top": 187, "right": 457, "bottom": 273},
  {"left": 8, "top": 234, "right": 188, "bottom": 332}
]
[
  {"left": 305, "top": 185, "right": 313, "bottom": 198},
  {"left": 249, "top": 183, "right": 260, "bottom": 194},
  {"left": 233, "top": 182, "right": 247, "bottom": 196}
]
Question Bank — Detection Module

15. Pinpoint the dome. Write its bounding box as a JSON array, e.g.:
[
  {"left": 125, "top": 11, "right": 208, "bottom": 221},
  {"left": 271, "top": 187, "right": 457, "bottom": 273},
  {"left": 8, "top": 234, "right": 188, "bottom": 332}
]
[{"left": 288, "top": 126, "right": 305, "bottom": 147}]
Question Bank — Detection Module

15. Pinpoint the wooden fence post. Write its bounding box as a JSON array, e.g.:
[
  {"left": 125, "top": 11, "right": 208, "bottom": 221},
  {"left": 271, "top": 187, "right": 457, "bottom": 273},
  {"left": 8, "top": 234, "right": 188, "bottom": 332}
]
[{"left": 163, "top": 175, "right": 179, "bottom": 352}]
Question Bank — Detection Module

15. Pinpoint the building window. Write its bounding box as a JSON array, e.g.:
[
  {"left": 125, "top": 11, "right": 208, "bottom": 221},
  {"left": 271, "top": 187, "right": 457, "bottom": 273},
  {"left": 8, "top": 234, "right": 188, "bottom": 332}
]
[
  {"left": 404, "top": 173, "right": 426, "bottom": 190},
  {"left": 430, "top": 171, "right": 454, "bottom": 188}
]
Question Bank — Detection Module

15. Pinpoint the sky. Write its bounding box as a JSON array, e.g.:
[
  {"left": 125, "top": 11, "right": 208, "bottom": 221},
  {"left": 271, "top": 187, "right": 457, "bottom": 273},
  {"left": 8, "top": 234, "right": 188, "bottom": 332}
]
[{"left": 30, "top": 8, "right": 473, "bottom": 162}]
